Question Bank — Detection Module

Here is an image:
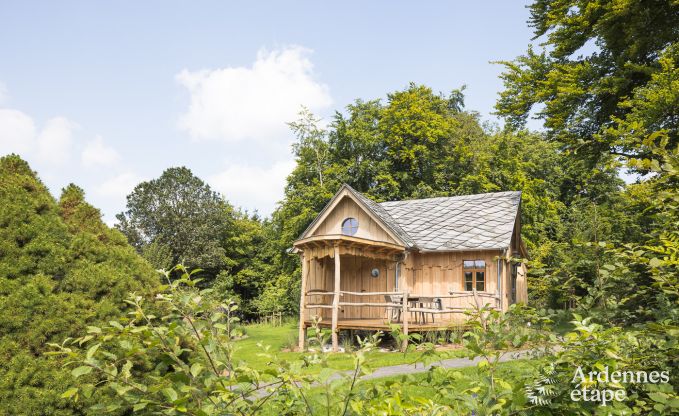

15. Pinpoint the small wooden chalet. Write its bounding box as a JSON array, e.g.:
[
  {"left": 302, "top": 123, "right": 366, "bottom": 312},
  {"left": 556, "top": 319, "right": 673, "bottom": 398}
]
[{"left": 293, "top": 184, "right": 528, "bottom": 351}]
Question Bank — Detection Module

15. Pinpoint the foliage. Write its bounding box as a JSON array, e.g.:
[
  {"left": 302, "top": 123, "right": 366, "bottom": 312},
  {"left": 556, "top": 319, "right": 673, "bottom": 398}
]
[
  {"left": 0, "top": 155, "right": 157, "bottom": 415},
  {"left": 115, "top": 167, "right": 270, "bottom": 317},
  {"left": 265, "top": 84, "right": 623, "bottom": 313},
  {"left": 116, "top": 167, "right": 238, "bottom": 279},
  {"left": 526, "top": 316, "right": 679, "bottom": 415},
  {"left": 496, "top": 0, "right": 679, "bottom": 164},
  {"left": 51, "top": 266, "right": 386, "bottom": 415}
]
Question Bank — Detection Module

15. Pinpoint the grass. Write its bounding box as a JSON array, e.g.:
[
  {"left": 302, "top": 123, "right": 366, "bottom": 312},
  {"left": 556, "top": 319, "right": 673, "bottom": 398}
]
[
  {"left": 231, "top": 321, "right": 467, "bottom": 375},
  {"left": 235, "top": 322, "right": 542, "bottom": 414}
]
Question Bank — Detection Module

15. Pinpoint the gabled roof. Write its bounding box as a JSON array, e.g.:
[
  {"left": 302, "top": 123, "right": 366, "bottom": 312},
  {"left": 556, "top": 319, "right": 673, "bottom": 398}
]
[
  {"left": 298, "top": 184, "right": 412, "bottom": 247},
  {"left": 350, "top": 187, "right": 415, "bottom": 247},
  {"left": 378, "top": 191, "right": 521, "bottom": 251},
  {"left": 297, "top": 184, "right": 522, "bottom": 252}
]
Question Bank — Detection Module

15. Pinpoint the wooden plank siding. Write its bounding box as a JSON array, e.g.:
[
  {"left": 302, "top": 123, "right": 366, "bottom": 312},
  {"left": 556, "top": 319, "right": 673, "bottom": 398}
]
[
  {"left": 402, "top": 250, "right": 504, "bottom": 323},
  {"left": 310, "top": 196, "right": 398, "bottom": 245},
  {"left": 303, "top": 249, "right": 513, "bottom": 326}
]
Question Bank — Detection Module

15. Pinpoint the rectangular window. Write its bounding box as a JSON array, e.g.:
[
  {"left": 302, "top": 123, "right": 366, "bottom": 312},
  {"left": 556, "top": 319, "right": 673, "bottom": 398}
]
[
  {"left": 463, "top": 260, "right": 486, "bottom": 292},
  {"left": 464, "top": 271, "right": 473, "bottom": 291}
]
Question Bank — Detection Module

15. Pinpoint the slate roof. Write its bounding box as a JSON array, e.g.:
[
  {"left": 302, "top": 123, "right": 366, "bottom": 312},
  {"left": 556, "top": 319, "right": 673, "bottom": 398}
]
[
  {"left": 299, "top": 184, "right": 521, "bottom": 252},
  {"left": 376, "top": 191, "right": 521, "bottom": 251},
  {"left": 341, "top": 184, "right": 521, "bottom": 251},
  {"left": 350, "top": 188, "right": 416, "bottom": 247}
]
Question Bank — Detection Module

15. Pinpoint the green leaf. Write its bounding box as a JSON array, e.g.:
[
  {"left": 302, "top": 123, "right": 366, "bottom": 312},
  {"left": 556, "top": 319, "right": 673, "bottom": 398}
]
[
  {"left": 86, "top": 326, "right": 102, "bottom": 334},
  {"left": 109, "top": 321, "right": 124, "bottom": 330},
  {"left": 121, "top": 360, "right": 133, "bottom": 378},
  {"left": 133, "top": 402, "right": 148, "bottom": 411},
  {"left": 190, "top": 363, "right": 203, "bottom": 378},
  {"left": 61, "top": 388, "right": 78, "bottom": 399},
  {"left": 71, "top": 366, "right": 93, "bottom": 378},
  {"left": 649, "top": 257, "right": 662, "bottom": 268},
  {"left": 649, "top": 392, "right": 668, "bottom": 404},
  {"left": 162, "top": 387, "right": 178, "bottom": 402},
  {"left": 86, "top": 343, "right": 101, "bottom": 360}
]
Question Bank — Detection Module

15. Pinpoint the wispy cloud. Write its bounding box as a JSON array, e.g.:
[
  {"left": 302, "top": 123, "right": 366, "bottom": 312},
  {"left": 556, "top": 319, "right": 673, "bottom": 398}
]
[
  {"left": 36, "top": 117, "right": 78, "bottom": 165},
  {"left": 96, "top": 172, "right": 144, "bottom": 199},
  {"left": 208, "top": 160, "right": 296, "bottom": 214},
  {"left": 82, "top": 135, "right": 120, "bottom": 167},
  {"left": 0, "top": 108, "right": 36, "bottom": 154}
]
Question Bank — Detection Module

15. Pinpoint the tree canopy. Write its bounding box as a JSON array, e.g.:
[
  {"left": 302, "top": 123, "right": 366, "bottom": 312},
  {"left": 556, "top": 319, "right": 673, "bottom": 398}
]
[
  {"left": 495, "top": 0, "right": 679, "bottom": 165},
  {"left": 115, "top": 166, "right": 269, "bottom": 317}
]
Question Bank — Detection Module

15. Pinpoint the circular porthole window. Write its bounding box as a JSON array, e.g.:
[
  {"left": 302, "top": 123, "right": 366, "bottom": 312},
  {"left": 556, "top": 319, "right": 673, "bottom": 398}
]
[
  {"left": 371, "top": 268, "right": 380, "bottom": 278},
  {"left": 341, "top": 217, "right": 359, "bottom": 236}
]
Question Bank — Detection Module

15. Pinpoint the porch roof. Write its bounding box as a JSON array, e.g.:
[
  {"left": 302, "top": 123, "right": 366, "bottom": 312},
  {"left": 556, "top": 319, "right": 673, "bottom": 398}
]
[{"left": 293, "top": 234, "right": 405, "bottom": 260}]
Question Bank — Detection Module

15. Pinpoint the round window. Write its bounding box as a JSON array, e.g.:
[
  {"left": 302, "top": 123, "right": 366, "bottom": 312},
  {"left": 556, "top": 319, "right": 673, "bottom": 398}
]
[{"left": 341, "top": 217, "right": 359, "bottom": 236}]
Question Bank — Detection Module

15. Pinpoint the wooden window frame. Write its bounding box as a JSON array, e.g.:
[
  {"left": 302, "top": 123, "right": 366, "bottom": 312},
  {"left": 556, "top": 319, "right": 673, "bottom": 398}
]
[
  {"left": 463, "top": 260, "right": 486, "bottom": 292},
  {"left": 341, "top": 217, "right": 359, "bottom": 236}
]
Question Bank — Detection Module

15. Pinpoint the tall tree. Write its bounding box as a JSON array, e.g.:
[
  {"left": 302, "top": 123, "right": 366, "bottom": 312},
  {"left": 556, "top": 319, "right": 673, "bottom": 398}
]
[
  {"left": 116, "top": 167, "right": 238, "bottom": 283},
  {"left": 496, "top": 0, "right": 679, "bottom": 323},
  {"left": 495, "top": 0, "right": 679, "bottom": 165},
  {"left": 0, "top": 155, "right": 157, "bottom": 415}
]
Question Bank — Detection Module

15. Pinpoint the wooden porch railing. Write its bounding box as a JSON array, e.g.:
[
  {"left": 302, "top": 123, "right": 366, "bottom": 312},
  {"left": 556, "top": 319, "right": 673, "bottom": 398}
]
[{"left": 303, "top": 289, "right": 500, "bottom": 351}]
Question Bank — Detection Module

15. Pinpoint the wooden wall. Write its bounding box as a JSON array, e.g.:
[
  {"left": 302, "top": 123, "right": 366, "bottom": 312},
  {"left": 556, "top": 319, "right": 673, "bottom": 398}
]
[
  {"left": 303, "top": 248, "right": 533, "bottom": 324},
  {"left": 310, "top": 196, "right": 398, "bottom": 245},
  {"left": 304, "top": 254, "right": 396, "bottom": 321},
  {"left": 402, "top": 251, "right": 503, "bottom": 323}
]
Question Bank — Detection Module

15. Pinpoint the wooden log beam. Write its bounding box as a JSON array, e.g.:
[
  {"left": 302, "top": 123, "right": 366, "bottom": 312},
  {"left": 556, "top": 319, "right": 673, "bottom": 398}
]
[
  {"left": 339, "top": 290, "right": 403, "bottom": 296},
  {"left": 338, "top": 302, "right": 403, "bottom": 307},
  {"left": 298, "top": 253, "right": 308, "bottom": 351},
  {"left": 305, "top": 290, "right": 335, "bottom": 296},
  {"left": 401, "top": 291, "right": 409, "bottom": 352},
  {"left": 331, "top": 244, "right": 341, "bottom": 352}
]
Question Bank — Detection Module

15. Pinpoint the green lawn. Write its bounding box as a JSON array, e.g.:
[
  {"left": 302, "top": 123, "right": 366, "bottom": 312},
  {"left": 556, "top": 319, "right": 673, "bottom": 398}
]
[
  {"left": 235, "top": 322, "right": 541, "bottom": 414},
  {"left": 232, "top": 321, "right": 467, "bottom": 374}
]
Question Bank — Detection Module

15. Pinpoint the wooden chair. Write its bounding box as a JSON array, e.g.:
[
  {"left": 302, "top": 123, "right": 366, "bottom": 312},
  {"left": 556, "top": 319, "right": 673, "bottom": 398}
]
[
  {"left": 384, "top": 294, "right": 402, "bottom": 322},
  {"left": 415, "top": 297, "right": 443, "bottom": 323}
]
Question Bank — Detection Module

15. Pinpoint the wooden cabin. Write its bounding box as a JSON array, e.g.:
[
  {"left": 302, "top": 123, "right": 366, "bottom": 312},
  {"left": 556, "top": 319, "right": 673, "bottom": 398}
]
[{"left": 293, "top": 184, "right": 528, "bottom": 351}]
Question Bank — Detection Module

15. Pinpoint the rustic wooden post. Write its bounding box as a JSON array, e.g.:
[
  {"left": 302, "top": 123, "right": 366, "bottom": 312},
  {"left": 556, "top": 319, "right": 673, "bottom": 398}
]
[
  {"left": 472, "top": 289, "right": 487, "bottom": 330},
  {"left": 401, "top": 290, "right": 409, "bottom": 352},
  {"left": 298, "top": 253, "right": 308, "bottom": 351},
  {"left": 332, "top": 244, "right": 341, "bottom": 352}
]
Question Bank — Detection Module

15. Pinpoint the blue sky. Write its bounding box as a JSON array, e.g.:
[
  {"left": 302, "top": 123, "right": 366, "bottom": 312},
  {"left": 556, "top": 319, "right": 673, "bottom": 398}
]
[{"left": 0, "top": 1, "right": 536, "bottom": 223}]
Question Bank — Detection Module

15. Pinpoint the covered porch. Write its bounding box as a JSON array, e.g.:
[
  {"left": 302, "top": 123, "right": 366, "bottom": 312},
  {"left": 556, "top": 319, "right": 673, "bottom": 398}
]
[{"left": 294, "top": 235, "right": 499, "bottom": 352}]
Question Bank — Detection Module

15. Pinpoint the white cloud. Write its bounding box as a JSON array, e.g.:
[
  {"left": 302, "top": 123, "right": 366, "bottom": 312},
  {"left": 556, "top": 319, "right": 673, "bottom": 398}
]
[
  {"left": 208, "top": 160, "right": 296, "bottom": 214},
  {"left": 35, "top": 117, "right": 78, "bottom": 165},
  {"left": 0, "top": 108, "right": 36, "bottom": 154},
  {"left": 82, "top": 135, "right": 120, "bottom": 167},
  {"left": 176, "top": 45, "right": 332, "bottom": 142},
  {"left": 97, "top": 172, "right": 143, "bottom": 199},
  {"left": 0, "top": 110, "right": 78, "bottom": 165}
]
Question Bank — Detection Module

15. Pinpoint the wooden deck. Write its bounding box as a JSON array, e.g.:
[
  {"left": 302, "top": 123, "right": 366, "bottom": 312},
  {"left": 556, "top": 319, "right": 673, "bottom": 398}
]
[{"left": 303, "top": 318, "right": 465, "bottom": 331}]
